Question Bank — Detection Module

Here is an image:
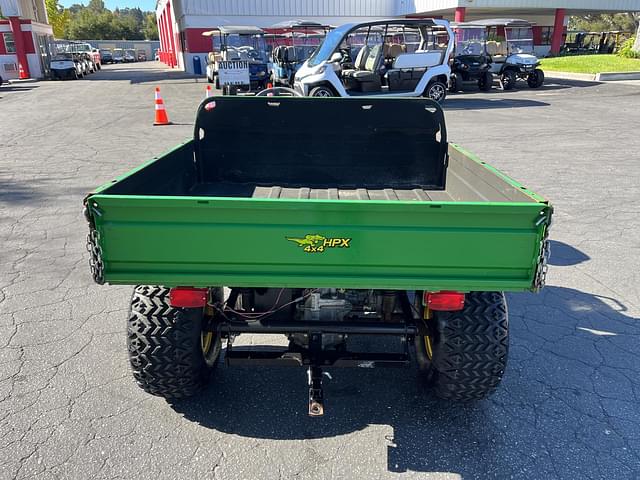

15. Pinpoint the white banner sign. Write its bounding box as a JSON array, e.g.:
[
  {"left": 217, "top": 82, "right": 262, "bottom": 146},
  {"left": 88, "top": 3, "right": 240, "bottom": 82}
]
[{"left": 217, "top": 60, "right": 250, "bottom": 86}]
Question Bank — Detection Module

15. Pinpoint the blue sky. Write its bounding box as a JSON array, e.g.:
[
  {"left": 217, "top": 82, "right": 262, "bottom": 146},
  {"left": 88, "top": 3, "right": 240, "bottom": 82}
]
[{"left": 60, "top": 0, "right": 157, "bottom": 12}]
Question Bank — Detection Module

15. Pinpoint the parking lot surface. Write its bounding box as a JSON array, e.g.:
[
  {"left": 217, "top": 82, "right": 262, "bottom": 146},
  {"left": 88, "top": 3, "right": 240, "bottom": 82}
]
[{"left": 1, "top": 62, "right": 639, "bottom": 479}]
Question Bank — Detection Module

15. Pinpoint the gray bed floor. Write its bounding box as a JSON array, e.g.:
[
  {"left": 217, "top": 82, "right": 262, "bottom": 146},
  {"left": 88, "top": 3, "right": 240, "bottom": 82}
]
[{"left": 189, "top": 182, "right": 455, "bottom": 201}]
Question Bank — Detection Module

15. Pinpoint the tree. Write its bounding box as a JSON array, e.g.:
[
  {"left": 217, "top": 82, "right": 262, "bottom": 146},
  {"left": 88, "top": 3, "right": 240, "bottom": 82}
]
[
  {"left": 142, "top": 13, "right": 158, "bottom": 40},
  {"left": 45, "top": 0, "right": 71, "bottom": 38},
  {"left": 62, "top": 3, "right": 157, "bottom": 40},
  {"left": 87, "top": 0, "right": 105, "bottom": 13},
  {"left": 569, "top": 12, "right": 639, "bottom": 32}
]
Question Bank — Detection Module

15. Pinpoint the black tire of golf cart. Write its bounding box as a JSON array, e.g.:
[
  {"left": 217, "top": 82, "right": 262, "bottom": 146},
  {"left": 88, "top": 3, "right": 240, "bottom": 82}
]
[
  {"left": 127, "top": 285, "right": 222, "bottom": 400},
  {"left": 309, "top": 85, "right": 335, "bottom": 97},
  {"left": 479, "top": 71, "right": 493, "bottom": 91},
  {"left": 449, "top": 73, "right": 463, "bottom": 93},
  {"left": 222, "top": 85, "right": 238, "bottom": 96},
  {"left": 415, "top": 291, "right": 508, "bottom": 401},
  {"left": 424, "top": 81, "right": 447, "bottom": 104},
  {"left": 527, "top": 69, "right": 545, "bottom": 88},
  {"left": 501, "top": 70, "right": 516, "bottom": 90}
]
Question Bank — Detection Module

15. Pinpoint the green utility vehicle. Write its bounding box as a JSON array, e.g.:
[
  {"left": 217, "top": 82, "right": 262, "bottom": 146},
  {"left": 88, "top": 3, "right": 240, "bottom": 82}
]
[{"left": 84, "top": 96, "right": 552, "bottom": 416}]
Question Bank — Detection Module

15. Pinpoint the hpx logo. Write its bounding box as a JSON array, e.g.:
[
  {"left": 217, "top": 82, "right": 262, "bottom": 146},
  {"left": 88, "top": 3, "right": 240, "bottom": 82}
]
[{"left": 286, "top": 234, "right": 351, "bottom": 253}]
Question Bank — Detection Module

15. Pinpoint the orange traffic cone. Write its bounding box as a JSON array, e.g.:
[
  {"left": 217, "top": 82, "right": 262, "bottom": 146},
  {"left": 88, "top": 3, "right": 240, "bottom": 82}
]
[
  {"left": 18, "top": 63, "right": 28, "bottom": 80},
  {"left": 205, "top": 84, "right": 212, "bottom": 99},
  {"left": 153, "top": 87, "right": 171, "bottom": 126}
]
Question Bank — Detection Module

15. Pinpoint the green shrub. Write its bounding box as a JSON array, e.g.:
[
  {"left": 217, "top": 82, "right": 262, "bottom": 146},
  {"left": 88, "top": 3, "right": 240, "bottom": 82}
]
[{"left": 617, "top": 37, "right": 639, "bottom": 59}]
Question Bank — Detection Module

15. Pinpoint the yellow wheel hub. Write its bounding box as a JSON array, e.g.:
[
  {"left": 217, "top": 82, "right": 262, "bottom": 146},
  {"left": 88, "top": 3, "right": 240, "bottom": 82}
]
[
  {"left": 423, "top": 304, "right": 433, "bottom": 359},
  {"left": 201, "top": 331, "right": 213, "bottom": 355},
  {"left": 424, "top": 335, "right": 433, "bottom": 359}
]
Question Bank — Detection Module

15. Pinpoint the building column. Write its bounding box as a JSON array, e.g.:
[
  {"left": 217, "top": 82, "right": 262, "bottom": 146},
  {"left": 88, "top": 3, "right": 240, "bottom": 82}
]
[
  {"left": 550, "top": 8, "right": 565, "bottom": 55},
  {"left": 156, "top": 14, "right": 163, "bottom": 62},
  {"left": 166, "top": 3, "right": 176, "bottom": 68},
  {"left": 454, "top": 7, "right": 466, "bottom": 23},
  {"left": 8, "top": 17, "right": 30, "bottom": 79},
  {"left": 159, "top": 12, "right": 168, "bottom": 64},
  {"left": 162, "top": 11, "right": 171, "bottom": 65}
]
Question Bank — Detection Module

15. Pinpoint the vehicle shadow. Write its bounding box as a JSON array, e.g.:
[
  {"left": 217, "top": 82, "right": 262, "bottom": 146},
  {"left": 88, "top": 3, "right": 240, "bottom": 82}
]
[
  {"left": 82, "top": 65, "right": 202, "bottom": 85},
  {"left": 0, "top": 178, "right": 90, "bottom": 205},
  {"left": 445, "top": 97, "right": 549, "bottom": 110},
  {"left": 0, "top": 84, "right": 39, "bottom": 92},
  {"left": 548, "top": 239, "right": 590, "bottom": 266},
  {"left": 452, "top": 78, "right": 599, "bottom": 95},
  {"left": 542, "top": 77, "right": 602, "bottom": 88},
  {"left": 0, "top": 178, "right": 40, "bottom": 203},
  {"left": 171, "top": 279, "right": 640, "bottom": 476}
]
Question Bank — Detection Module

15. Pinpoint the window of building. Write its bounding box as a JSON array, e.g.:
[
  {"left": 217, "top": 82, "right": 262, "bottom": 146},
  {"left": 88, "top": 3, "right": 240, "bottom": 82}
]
[
  {"left": 32, "top": 0, "right": 41, "bottom": 22},
  {"left": 3, "top": 33, "right": 16, "bottom": 53},
  {"left": 540, "top": 27, "right": 554, "bottom": 45}
]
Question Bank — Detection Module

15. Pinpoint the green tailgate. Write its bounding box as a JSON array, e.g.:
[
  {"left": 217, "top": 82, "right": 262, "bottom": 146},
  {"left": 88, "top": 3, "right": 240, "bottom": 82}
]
[{"left": 88, "top": 186, "right": 550, "bottom": 292}]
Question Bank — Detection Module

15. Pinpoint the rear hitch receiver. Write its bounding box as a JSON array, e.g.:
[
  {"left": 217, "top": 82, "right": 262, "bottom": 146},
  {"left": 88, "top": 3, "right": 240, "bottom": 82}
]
[{"left": 308, "top": 365, "right": 324, "bottom": 417}]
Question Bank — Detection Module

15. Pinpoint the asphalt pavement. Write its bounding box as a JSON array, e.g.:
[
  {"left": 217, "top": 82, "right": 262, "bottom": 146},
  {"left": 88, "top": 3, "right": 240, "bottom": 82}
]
[{"left": 1, "top": 61, "right": 639, "bottom": 479}]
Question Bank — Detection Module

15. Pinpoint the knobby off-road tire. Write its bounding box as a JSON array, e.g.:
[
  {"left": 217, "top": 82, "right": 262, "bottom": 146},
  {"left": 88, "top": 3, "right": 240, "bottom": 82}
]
[
  {"left": 127, "top": 285, "right": 221, "bottom": 400},
  {"left": 416, "top": 291, "right": 508, "bottom": 401}
]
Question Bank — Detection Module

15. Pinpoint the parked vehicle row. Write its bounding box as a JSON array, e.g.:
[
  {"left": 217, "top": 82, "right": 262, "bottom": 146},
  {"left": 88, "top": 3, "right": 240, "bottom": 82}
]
[
  {"left": 101, "top": 48, "right": 148, "bottom": 64},
  {"left": 62, "top": 42, "right": 102, "bottom": 70},
  {"left": 50, "top": 52, "right": 100, "bottom": 80},
  {"left": 203, "top": 18, "right": 546, "bottom": 103}
]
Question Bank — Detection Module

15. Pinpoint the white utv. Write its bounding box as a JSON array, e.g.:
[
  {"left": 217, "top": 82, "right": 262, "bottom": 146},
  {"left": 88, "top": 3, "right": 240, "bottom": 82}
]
[
  {"left": 474, "top": 18, "right": 544, "bottom": 90},
  {"left": 294, "top": 19, "right": 453, "bottom": 104}
]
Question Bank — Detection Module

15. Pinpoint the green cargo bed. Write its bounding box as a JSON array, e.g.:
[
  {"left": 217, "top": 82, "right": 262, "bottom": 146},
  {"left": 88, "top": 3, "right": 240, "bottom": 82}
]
[{"left": 85, "top": 96, "right": 551, "bottom": 292}]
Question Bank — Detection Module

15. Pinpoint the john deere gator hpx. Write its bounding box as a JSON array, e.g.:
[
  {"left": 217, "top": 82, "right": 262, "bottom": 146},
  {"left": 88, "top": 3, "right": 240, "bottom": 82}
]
[{"left": 84, "top": 96, "right": 552, "bottom": 416}]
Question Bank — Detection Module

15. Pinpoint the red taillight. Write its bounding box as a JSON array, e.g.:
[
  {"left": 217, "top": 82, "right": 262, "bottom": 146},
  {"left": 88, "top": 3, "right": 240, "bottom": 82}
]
[
  {"left": 169, "top": 287, "right": 208, "bottom": 308},
  {"left": 424, "top": 291, "right": 465, "bottom": 311}
]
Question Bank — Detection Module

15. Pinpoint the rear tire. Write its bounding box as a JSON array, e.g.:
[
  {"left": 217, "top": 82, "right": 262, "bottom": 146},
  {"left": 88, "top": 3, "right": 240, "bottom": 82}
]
[
  {"left": 424, "top": 81, "right": 447, "bottom": 104},
  {"left": 527, "top": 68, "right": 544, "bottom": 88},
  {"left": 479, "top": 71, "right": 493, "bottom": 91},
  {"left": 127, "top": 285, "right": 221, "bottom": 400},
  {"left": 500, "top": 70, "right": 516, "bottom": 90},
  {"left": 416, "top": 291, "right": 508, "bottom": 401}
]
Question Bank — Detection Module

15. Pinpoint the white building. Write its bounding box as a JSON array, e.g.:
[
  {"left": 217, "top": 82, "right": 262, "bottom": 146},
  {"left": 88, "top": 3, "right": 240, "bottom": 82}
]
[
  {"left": 155, "top": 0, "right": 640, "bottom": 74},
  {"left": 0, "top": 0, "right": 54, "bottom": 80}
]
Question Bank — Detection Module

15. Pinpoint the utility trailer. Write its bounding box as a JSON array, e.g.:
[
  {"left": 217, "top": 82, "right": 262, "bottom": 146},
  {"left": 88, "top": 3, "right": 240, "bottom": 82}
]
[{"left": 84, "top": 96, "right": 552, "bottom": 416}]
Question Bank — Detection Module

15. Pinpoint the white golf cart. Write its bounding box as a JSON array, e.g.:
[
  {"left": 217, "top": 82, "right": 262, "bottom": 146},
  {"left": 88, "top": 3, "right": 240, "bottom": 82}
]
[
  {"left": 473, "top": 18, "right": 544, "bottom": 90},
  {"left": 293, "top": 19, "right": 454, "bottom": 103},
  {"left": 203, "top": 26, "right": 270, "bottom": 94}
]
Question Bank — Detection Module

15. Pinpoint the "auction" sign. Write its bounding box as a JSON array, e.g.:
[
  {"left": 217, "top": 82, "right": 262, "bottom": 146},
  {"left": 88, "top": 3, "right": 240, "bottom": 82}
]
[{"left": 217, "top": 61, "right": 250, "bottom": 86}]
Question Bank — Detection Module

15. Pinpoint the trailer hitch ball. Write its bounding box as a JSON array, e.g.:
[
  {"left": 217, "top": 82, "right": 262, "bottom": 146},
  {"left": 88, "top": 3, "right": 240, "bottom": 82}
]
[{"left": 309, "top": 400, "right": 324, "bottom": 417}]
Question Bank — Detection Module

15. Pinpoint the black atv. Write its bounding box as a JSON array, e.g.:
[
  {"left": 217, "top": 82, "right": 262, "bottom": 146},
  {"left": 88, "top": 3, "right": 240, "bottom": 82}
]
[{"left": 449, "top": 23, "right": 493, "bottom": 93}]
